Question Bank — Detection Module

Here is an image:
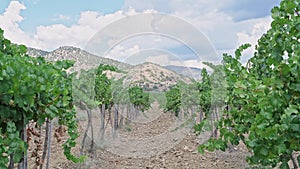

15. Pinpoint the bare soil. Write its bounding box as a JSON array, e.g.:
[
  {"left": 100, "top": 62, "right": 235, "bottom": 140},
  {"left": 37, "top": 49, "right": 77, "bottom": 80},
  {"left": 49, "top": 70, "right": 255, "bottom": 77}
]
[{"left": 28, "top": 103, "right": 250, "bottom": 169}]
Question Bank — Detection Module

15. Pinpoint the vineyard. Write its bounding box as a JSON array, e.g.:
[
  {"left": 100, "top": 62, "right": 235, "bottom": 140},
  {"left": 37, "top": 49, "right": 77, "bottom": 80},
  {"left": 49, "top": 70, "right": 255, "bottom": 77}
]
[{"left": 0, "top": 0, "right": 299, "bottom": 168}]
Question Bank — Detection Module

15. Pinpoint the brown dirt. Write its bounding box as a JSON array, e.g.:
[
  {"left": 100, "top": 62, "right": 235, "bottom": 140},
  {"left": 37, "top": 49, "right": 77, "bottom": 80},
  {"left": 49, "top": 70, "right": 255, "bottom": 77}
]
[
  {"left": 63, "top": 134, "right": 250, "bottom": 169},
  {"left": 26, "top": 103, "right": 250, "bottom": 169}
]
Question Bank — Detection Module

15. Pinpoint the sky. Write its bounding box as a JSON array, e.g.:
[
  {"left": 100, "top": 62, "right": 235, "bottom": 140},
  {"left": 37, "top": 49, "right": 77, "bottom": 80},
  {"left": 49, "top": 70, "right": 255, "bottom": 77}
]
[{"left": 0, "top": 0, "right": 281, "bottom": 68}]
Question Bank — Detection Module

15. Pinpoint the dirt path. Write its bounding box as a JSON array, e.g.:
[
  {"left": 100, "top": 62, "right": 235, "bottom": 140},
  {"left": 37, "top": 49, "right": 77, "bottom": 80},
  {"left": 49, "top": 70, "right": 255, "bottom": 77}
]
[{"left": 45, "top": 102, "right": 250, "bottom": 169}]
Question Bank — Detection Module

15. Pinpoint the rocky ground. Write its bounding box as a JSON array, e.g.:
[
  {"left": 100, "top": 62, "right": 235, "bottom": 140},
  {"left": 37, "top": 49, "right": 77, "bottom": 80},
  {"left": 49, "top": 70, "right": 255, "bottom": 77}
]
[{"left": 30, "top": 102, "right": 250, "bottom": 169}]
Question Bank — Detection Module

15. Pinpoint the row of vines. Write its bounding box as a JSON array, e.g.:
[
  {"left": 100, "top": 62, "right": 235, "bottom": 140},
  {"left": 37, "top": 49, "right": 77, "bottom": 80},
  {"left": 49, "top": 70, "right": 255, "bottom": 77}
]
[
  {"left": 0, "top": 28, "right": 84, "bottom": 169},
  {"left": 163, "top": 0, "right": 299, "bottom": 168},
  {"left": 0, "top": 27, "right": 152, "bottom": 168},
  {"left": 0, "top": 0, "right": 299, "bottom": 168},
  {"left": 74, "top": 64, "right": 151, "bottom": 156}
]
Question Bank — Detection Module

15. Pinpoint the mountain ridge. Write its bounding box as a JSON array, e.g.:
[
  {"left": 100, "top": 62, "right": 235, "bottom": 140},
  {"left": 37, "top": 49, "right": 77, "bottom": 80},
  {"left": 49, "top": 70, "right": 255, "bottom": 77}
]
[
  {"left": 26, "top": 46, "right": 202, "bottom": 91},
  {"left": 27, "top": 46, "right": 205, "bottom": 78},
  {"left": 27, "top": 46, "right": 132, "bottom": 71}
]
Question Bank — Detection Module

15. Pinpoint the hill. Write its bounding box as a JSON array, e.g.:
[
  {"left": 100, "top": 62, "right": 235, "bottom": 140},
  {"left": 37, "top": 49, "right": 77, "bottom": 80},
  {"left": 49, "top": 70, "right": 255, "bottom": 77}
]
[
  {"left": 26, "top": 47, "right": 192, "bottom": 91},
  {"left": 122, "top": 62, "right": 191, "bottom": 91},
  {"left": 27, "top": 46, "right": 132, "bottom": 71}
]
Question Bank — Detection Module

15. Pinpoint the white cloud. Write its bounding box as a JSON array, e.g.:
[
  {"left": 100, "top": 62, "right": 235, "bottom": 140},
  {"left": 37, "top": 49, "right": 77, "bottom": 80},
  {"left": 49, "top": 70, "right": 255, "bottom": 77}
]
[
  {"left": 174, "top": 9, "right": 237, "bottom": 51},
  {"left": 0, "top": 1, "right": 25, "bottom": 23},
  {"left": 0, "top": 2, "right": 148, "bottom": 51},
  {"left": 236, "top": 17, "right": 271, "bottom": 46},
  {"left": 124, "top": 51, "right": 212, "bottom": 69},
  {"left": 169, "top": 59, "right": 212, "bottom": 70},
  {"left": 235, "top": 16, "right": 272, "bottom": 62},
  {"left": 0, "top": 1, "right": 31, "bottom": 45},
  {"left": 210, "top": 16, "right": 272, "bottom": 62},
  {"left": 77, "top": 10, "right": 126, "bottom": 30},
  {"left": 124, "top": 0, "right": 279, "bottom": 21},
  {"left": 0, "top": 0, "right": 274, "bottom": 66},
  {"left": 145, "top": 54, "right": 170, "bottom": 65},
  {"left": 106, "top": 44, "right": 140, "bottom": 61},
  {"left": 34, "top": 10, "right": 136, "bottom": 50},
  {"left": 109, "top": 35, "right": 182, "bottom": 53},
  {"left": 123, "top": 0, "right": 275, "bottom": 61},
  {"left": 123, "top": 0, "right": 222, "bottom": 15}
]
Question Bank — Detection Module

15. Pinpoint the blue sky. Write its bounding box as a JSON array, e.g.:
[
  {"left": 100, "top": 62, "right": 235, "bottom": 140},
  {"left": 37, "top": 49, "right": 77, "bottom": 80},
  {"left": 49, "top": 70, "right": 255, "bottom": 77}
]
[
  {"left": 0, "top": 0, "right": 281, "bottom": 67},
  {"left": 0, "top": 0, "right": 124, "bottom": 33}
]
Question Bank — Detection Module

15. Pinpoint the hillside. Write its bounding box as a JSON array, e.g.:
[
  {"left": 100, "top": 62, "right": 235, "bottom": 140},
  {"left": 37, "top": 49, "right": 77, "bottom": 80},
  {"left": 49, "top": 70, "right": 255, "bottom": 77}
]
[
  {"left": 27, "top": 46, "right": 132, "bottom": 71},
  {"left": 27, "top": 47, "right": 50, "bottom": 56},
  {"left": 106, "top": 62, "right": 192, "bottom": 91},
  {"left": 125, "top": 62, "right": 191, "bottom": 91},
  {"left": 27, "top": 47, "right": 193, "bottom": 91}
]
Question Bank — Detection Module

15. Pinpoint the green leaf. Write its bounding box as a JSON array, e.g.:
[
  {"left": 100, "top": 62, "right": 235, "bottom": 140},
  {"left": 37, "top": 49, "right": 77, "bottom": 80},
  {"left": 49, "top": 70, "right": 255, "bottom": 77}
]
[
  {"left": 194, "top": 123, "right": 204, "bottom": 132},
  {"left": 291, "top": 83, "right": 300, "bottom": 92},
  {"left": 37, "top": 118, "right": 45, "bottom": 126},
  {"left": 291, "top": 124, "right": 300, "bottom": 132},
  {"left": 283, "top": 1, "right": 297, "bottom": 11},
  {"left": 279, "top": 161, "right": 289, "bottom": 169},
  {"left": 277, "top": 143, "right": 286, "bottom": 154},
  {"left": 284, "top": 106, "right": 298, "bottom": 116},
  {"left": 260, "top": 111, "right": 273, "bottom": 120},
  {"left": 281, "top": 64, "right": 290, "bottom": 76},
  {"left": 259, "top": 146, "right": 269, "bottom": 156},
  {"left": 18, "top": 45, "right": 27, "bottom": 54},
  {"left": 13, "top": 152, "right": 23, "bottom": 163},
  {"left": 224, "top": 132, "right": 234, "bottom": 142}
]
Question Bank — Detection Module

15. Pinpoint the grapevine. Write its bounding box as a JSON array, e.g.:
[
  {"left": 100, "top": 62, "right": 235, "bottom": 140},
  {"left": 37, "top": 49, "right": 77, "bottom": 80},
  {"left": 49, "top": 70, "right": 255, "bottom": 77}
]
[
  {"left": 0, "top": 28, "right": 83, "bottom": 168},
  {"left": 195, "top": 0, "right": 300, "bottom": 168}
]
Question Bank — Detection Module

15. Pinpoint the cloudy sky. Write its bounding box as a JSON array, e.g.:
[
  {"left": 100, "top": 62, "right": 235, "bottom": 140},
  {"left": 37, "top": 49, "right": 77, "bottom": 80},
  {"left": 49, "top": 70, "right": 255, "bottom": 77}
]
[{"left": 0, "top": 0, "right": 280, "bottom": 67}]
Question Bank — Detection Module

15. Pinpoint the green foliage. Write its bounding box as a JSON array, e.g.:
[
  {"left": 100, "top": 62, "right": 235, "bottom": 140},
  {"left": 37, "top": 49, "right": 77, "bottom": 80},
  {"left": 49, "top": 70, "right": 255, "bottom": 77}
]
[
  {"left": 73, "top": 69, "right": 99, "bottom": 109},
  {"left": 179, "top": 81, "right": 198, "bottom": 113},
  {"left": 196, "top": 1, "right": 300, "bottom": 168},
  {"left": 165, "top": 85, "right": 181, "bottom": 116},
  {"left": 94, "top": 64, "right": 116, "bottom": 107},
  {"left": 0, "top": 122, "right": 25, "bottom": 165},
  {"left": 197, "top": 68, "right": 212, "bottom": 114},
  {"left": 111, "top": 77, "right": 130, "bottom": 105},
  {"left": 128, "top": 86, "right": 150, "bottom": 112},
  {"left": 0, "top": 28, "right": 83, "bottom": 167}
]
